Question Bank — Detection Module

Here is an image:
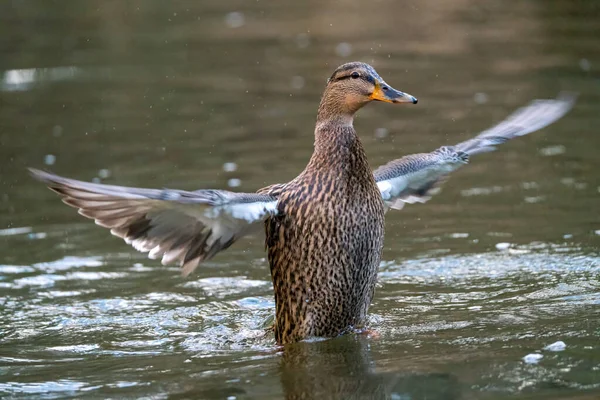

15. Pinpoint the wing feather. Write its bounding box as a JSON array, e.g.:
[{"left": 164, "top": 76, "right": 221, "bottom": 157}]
[
  {"left": 375, "top": 93, "right": 575, "bottom": 210},
  {"left": 30, "top": 168, "right": 278, "bottom": 276}
]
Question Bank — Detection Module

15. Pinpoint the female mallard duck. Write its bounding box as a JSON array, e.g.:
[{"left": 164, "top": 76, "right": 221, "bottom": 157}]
[{"left": 30, "top": 62, "right": 575, "bottom": 345}]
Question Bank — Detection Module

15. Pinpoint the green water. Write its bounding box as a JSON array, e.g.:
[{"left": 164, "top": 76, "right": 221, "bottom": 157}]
[{"left": 1, "top": 1, "right": 599, "bottom": 399}]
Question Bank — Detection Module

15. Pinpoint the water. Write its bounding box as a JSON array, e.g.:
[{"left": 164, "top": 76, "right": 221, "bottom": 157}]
[{"left": 1, "top": 1, "right": 599, "bottom": 398}]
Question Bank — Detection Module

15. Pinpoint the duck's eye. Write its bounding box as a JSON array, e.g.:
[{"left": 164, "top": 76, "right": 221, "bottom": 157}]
[{"left": 351, "top": 72, "right": 360, "bottom": 79}]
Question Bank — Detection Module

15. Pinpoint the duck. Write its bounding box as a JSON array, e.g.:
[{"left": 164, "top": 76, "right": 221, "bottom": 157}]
[{"left": 30, "top": 62, "right": 575, "bottom": 345}]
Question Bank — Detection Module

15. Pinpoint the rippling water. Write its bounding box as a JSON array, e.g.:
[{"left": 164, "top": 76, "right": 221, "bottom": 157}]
[{"left": 1, "top": 0, "right": 599, "bottom": 399}]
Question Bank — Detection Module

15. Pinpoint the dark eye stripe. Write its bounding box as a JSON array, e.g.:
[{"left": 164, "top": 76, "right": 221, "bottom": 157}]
[{"left": 335, "top": 74, "right": 374, "bottom": 83}]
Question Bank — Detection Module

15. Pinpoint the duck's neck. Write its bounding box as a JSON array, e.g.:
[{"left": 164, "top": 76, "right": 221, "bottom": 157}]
[
  {"left": 308, "top": 87, "right": 371, "bottom": 171},
  {"left": 316, "top": 105, "right": 355, "bottom": 125},
  {"left": 314, "top": 117, "right": 356, "bottom": 150},
  {"left": 313, "top": 85, "right": 366, "bottom": 150},
  {"left": 316, "top": 85, "right": 364, "bottom": 122},
  {"left": 307, "top": 116, "right": 369, "bottom": 176}
]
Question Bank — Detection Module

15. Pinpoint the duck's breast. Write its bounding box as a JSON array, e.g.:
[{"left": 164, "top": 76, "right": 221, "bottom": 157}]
[{"left": 266, "top": 168, "right": 385, "bottom": 342}]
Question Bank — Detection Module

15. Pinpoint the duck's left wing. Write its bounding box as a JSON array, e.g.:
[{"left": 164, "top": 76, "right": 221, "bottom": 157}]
[
  {"left": 374, "top": 150, "right": 465, "bottom": 210},
  {"left": 30, "top": 169, "right": 279, "bottom": 276},
  {"left": 374, "top": 93, "right": 576, "bottom": 211}
]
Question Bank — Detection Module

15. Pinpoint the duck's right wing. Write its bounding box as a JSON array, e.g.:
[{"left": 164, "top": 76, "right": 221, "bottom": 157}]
[
  {"left": 30, "top": 169, "right": 279, "bottom": 276},
  {"left": 374, "top": 93, "right": 576, "bottom": 210}
]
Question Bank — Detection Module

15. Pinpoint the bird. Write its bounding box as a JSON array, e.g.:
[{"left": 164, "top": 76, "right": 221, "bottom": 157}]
[{"left": 29, "top": 62, "right": 575, "bottom": 345}]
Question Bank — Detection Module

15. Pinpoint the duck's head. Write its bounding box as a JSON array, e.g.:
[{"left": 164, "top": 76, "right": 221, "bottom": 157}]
[{"left": 317, "top": 62, "right": 417, "bottom": 121}]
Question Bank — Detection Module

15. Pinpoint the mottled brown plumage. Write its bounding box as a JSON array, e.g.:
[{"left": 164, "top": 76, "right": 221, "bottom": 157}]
[
  {"left": 29, "top": 62, "right": 575, "bottom": 345},
  {"left": 265, "top": 123, "right": 384, "bottom": 343},
  {"left": 259, "top": 63, "right": 416, "bottom": 343}
]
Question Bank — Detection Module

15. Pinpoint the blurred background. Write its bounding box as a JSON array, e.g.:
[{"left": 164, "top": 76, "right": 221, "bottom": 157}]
[{"left": 0, "top": 1, "right": 599, "bottom": 399}]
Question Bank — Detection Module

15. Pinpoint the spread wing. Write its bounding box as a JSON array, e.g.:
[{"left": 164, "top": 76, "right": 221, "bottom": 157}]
[
  {"left": 374, "top": 92, "right": 576, "bottom": 210},
  {"left": 30, "top": 168, "right": 279, "bottom": 276}
]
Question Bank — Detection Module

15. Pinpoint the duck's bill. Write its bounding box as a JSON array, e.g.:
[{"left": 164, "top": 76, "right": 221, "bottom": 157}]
[{"left": 370, "top": 83, "right": 418, "bottom": 104}]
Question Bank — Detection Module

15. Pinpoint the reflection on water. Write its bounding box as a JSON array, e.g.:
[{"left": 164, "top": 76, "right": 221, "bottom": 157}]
[
  {"left": 278, "top": 337, "right": 460, "bottom": 400},
  {"left": 1, "top": 67, "right": 81, "bottom": 92},
  {"left": 1, "top": 0, "right": 599, "bottom": 399}
]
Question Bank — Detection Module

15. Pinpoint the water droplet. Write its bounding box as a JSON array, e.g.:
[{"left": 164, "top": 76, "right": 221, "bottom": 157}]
[
  {"left": 223, "top": 162, "right": 237, "bottom": 172},
  {"left": 579, "top": 58, "right": 591, "bottom": 71},
  {"left": 52, "top": 125, "right": 63, "bottom": 137},
  {"left": 227, "top": 178, "right": 241, "bottom": 188},
  {"left": 98, "top": 169, "right": 111, "bottom": 179},
  {"left": 290, "top": 76, "right": 305, "bottom": 90},
  {"left": 225, "top": 12, "right": 245, "bottom": 28},
  {"left": 473, "top": 92, "right": 488, "bottom": 104},
  {"left": 335, "top": 42, "right": 352, "bottom": 57},
  {"left": 374, "top": 127, "right": 388, "bottom": 139},
  {"left": 295, "top": 33, "right": 310, "bottom": 48},
  {"left": 44, "top": 154, "right": 56, "bottom": 165}
]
